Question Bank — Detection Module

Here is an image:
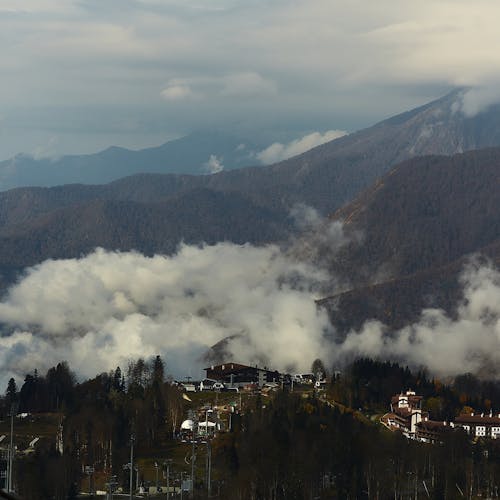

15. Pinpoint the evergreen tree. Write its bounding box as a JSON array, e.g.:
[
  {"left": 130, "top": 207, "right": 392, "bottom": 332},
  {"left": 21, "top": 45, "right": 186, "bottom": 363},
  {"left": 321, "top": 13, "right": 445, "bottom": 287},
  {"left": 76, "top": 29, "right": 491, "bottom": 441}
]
[
  {"left": 112, "top": 367, "right": 123, "bottom": 392},
  {"left": 152, "top": 355, "right": 165, "bottom": 385},
  {"left": 5, "top": 377, "right": 18, "bottom": 408}
]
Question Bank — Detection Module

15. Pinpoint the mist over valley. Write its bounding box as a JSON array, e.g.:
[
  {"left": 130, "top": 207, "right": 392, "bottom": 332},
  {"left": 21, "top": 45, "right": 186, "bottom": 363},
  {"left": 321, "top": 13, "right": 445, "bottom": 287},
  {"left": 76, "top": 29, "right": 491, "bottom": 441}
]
[{"left": 0, "top": 94, "right": 499, "bottom": 385}]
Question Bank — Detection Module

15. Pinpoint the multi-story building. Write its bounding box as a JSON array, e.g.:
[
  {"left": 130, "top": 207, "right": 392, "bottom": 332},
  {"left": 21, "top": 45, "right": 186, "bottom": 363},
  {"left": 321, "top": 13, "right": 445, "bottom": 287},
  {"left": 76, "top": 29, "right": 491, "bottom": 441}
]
[
  {"left": 205, "top": 363, "right": 281, "bottom": 389},
  {"left": 383, "top": 391, "right": 500, "bottom": 443},
  {"left": 454, "top": 413, "right": 500, "bottom": 439},
  {"left": 415, "top": 418, "right": 449, "bottom": 443},
  {"left": 381, "top": 390, "right": 427, "bottom": 438}
]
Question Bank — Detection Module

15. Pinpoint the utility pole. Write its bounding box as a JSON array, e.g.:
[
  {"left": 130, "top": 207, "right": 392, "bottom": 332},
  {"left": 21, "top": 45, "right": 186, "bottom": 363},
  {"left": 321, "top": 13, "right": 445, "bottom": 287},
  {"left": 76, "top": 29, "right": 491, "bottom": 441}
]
[
  {"left": 190, "top": 411, "right": 197, "bottom": 498},
  {"left": 191, "top": 438, "right": 196, "bottom": 498},
  {"left": 163, "top": 459, "right": 172, "bottom": 500},
  {"left": 204, "top": 408, "right": 213, "bottom": 498},
  {"left": 7, "top": 402, "right": 18, "bottom": 493},
  {"left": 206, "top": 440, "right": 212, "bottom": 498},
  {"left": 129, "top": 434, "right": 135, "bottom": 500}
]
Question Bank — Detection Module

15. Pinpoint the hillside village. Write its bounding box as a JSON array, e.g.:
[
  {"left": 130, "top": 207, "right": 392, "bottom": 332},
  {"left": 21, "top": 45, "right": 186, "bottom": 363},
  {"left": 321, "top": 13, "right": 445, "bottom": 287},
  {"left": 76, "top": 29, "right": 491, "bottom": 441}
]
[
  {"left": 177, "top": 362, "right": 326, "bottom": 394},
  {"left": 0, "top": 359, "right": 499, "bottom": 498},
  {"left": 0, "top": 360, "right": 328, "bottom": 498},
  {"left": 382, "top": 389, "right": 500, "bottom": 443}
]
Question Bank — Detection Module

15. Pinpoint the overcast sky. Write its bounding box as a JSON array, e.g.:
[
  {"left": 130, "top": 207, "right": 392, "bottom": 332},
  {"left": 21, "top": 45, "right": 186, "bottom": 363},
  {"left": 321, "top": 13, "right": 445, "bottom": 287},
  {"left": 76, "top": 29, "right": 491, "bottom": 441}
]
[{"left": 1, "top": 0, "right": 500, "bottom": 160}]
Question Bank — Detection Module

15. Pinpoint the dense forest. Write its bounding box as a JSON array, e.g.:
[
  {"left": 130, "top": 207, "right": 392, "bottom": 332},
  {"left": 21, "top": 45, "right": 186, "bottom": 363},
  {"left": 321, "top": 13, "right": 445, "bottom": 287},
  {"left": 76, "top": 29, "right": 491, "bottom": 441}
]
[{"left": 1, "top": 357, "right": 500, "bottom": 499}]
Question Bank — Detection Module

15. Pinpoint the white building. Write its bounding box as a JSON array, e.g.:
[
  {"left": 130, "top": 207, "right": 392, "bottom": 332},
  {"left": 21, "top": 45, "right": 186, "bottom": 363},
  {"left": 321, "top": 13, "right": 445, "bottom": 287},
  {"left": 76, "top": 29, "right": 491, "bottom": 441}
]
[{"left": 455, "top": 412, "right": 500, "bottom": 439}]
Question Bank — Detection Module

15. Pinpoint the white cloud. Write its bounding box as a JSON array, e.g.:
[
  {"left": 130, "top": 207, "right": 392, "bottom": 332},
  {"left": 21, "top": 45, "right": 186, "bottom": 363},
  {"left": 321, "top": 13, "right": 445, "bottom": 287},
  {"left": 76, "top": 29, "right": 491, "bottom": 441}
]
[
  {"left": 287, "top": 205, "right": 361, "bottom": 287},
  {"left": 257, "top": 130, "right": 347, "bottom": 164},
  {"left": 160, "top": 84, "right": 193, "bottom": 101},
  {"left": 31, "top": 135, "right": 60, "bottom": 160},
  {"left": 458, "top": 86, "right": 500, "bottom": 117},
  {"left": 220, "top": 72, "right": 277, "bottom": 97},
  {"left": 0, "top": 0, "right": 78, "bottom": 13},
  {"left": 0, "top": 244, "right": 332, "bottom": 384},
  {"left": 2, "top": 0, "right": 500, "bottom": 159},
  {"left": 203, "top": 154, "right": 224, "bottom": 174},
  {"left": 334, "top": 260, "right": 500, "bottom": 379},
  {"left": 0, "top": 234, "right": 497, "bottom": 385},
  {"left": 160, "top": 72, "right": 276, "bottom": 102}
]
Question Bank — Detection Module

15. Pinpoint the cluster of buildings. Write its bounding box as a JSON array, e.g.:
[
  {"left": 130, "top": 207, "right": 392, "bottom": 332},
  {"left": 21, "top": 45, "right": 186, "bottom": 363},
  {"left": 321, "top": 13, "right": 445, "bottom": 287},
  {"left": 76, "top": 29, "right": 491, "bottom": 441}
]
[
  {"left": 204, "top": 363, "right": 281, "bottom": 389},
  {"left": 382, "top": 390, "right": 500, "bottom": 443},
  {"left": 177, "top": 362, "right": 323, "bottom": 393}
]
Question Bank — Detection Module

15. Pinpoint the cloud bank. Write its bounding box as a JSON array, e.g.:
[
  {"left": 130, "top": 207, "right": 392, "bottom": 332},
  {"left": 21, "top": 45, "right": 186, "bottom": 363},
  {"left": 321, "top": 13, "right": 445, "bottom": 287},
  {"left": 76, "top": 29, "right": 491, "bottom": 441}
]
[
  {"left": 0, "top": 245, "right": 332, "bottom": 384},
  {"left": 257, "top": 130, "right": 347, "bottom": 164},
  {"left": 334, "top": 260, "right": 500, "bottom": 379},
  {"left": 4, "top": 1, "right": 500, "bottom": 159},
  {"left": 0, "top": 230, "right": 498, "bottom": 386}
]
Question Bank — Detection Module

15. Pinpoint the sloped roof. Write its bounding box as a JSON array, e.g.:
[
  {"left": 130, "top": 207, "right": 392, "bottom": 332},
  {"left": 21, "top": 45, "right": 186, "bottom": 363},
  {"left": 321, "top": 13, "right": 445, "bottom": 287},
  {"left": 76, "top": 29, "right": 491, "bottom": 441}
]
[{"left": 455, "top": 415, "right": 500, "bottom": 425}]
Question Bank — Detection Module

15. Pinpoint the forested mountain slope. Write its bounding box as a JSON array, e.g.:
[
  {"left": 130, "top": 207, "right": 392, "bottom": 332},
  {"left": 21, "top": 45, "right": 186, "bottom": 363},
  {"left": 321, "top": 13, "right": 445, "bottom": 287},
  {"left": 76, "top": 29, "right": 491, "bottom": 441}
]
[
  {"left": 1, "top": 89, "right": 500, "bottom": 319},
  {"left": 320, "top": 148, "right": 500, "bottom": 333}
]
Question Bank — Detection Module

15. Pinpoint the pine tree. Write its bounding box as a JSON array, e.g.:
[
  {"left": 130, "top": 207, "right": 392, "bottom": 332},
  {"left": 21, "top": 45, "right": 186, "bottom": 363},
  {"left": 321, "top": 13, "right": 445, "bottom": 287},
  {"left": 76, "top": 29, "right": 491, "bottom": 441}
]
[
  {"left": 6, "top": 377, "right": 18, "bottom": 408},
  {"left": 113, "top": 367, "right": 123, "bottom": 392},
  {"left": 152, "top": 355, "right": 165, "bottom": 385}
]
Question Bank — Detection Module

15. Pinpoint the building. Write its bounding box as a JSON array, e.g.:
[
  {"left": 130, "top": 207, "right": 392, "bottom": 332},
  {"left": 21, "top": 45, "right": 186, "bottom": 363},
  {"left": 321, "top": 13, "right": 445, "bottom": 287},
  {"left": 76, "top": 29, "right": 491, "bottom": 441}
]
[
  {"left": 381, "top": 390, "right": 427, "bottom": 438},
  {"left": 383, "top": 391, "right": 500, "bottom": 444},
  {"left": 390, "top": 390, "right": 423, "bottom": 413},
  {"left": 454, "top": 412, "right": 500, "bottom": 439},
  {"left": 205, "top": 363, "right": 281, "bottom": 389},
  {"left": 415, "top": 418, "right": 449, "bottom": 444}
]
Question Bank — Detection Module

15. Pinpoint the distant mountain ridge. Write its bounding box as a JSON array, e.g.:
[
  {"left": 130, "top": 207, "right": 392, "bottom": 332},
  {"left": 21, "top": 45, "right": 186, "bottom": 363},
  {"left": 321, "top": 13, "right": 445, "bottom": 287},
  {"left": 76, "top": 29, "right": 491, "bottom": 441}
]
[
  {"left": 0, "top": 131, "right": 261, "bottom": 190},
  {"left": 1, "top": 88, "right": 500, "bottom": 318}
]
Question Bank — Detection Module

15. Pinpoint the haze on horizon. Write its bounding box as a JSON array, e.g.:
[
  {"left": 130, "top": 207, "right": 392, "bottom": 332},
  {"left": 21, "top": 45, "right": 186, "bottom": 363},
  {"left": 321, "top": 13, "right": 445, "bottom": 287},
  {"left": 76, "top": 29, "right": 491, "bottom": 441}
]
[{"left": 2, "top": 0, "right": 500, "bottom": 161}]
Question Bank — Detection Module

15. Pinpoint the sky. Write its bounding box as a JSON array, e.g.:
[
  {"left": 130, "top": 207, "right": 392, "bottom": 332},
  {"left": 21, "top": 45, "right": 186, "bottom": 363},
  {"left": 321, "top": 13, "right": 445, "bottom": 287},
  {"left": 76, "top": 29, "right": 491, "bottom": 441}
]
[{"left": 2, "top": 0, "right": 500, "bottom": 160}]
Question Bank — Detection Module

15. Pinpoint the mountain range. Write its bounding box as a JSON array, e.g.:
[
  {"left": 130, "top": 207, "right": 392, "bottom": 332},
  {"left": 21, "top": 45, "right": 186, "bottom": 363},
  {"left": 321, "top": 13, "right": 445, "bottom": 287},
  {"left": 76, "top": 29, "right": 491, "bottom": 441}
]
[
  {"left": 0, "top": 131, "right": 261, "bottom": 190},
  {"left": 0, "top": 88, "right": 499, "bottom": 334}
]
